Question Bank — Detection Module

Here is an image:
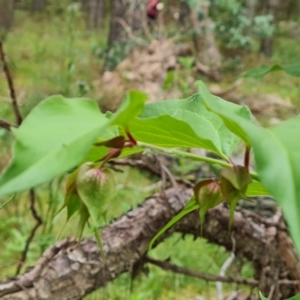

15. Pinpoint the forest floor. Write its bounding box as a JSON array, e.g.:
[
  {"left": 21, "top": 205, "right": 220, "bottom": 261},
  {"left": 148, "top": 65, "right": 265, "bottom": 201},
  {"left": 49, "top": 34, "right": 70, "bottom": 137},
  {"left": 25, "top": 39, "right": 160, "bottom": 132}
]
[{"left": 0, "top": 9, "right": 300, "bottom": 300}]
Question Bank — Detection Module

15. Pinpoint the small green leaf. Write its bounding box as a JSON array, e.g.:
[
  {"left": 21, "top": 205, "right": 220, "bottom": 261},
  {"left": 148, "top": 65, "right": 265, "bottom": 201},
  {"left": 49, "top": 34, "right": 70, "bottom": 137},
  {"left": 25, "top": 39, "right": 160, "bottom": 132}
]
[
  {"left": 220, "top": 176, "right": 240, "bottom": 228},
  {"left": 287, "top": 294, "right": 300, "bottom": 300},
  {"left": 220, "top": 166, "right": 252, "bottom": 193},
  {"left": 246, "top": 181, "right": 271, "bottom": 197},
  {"left": 244, "top": 63, "right": 300, "bottom": 79},
  {"left": 258, "top": 291, "right": 269, "bottom": 300},
  {"left": 197, "top": 80, "right": 253, "bottom": 145},
  {"left": 110, "top": 90, "right": 148, "bottom": 127},
  {"left": 149, "top": 197, "right": 199, "bottom": 250},
  {"left": 76, "top": 203, "right": 90, "bottom": 240}
]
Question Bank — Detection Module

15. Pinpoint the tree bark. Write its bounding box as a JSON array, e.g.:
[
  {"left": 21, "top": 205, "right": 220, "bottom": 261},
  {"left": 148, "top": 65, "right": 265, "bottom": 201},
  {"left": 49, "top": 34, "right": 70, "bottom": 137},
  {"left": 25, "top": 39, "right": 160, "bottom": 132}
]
[
  {"left": 0, "top": 184, "right": 299, "bottom": 299},
  {"left": 179, "top": 0, "right": 190, "bottom": 27},
  {"left": 31, "top": 0, "right": 47, "bottom": 13},
  {"left": 0, "top": 0, "right": 14, "bottom": 33},
  {"left": 190, "top": 2, "right": 222, "bottom": 80},
  {"left": 258, "top": 0, "right": 279, "bottom": 57},
  {"left": 85, "top": 0, "right": 105, "bottom": 29}
]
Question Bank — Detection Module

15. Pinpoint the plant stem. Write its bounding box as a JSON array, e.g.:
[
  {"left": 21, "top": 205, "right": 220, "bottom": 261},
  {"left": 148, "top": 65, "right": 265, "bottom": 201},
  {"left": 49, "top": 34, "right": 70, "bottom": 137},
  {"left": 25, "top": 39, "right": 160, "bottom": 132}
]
[{"left": 137, "top": 142, "right": 259, "bottom": 181}]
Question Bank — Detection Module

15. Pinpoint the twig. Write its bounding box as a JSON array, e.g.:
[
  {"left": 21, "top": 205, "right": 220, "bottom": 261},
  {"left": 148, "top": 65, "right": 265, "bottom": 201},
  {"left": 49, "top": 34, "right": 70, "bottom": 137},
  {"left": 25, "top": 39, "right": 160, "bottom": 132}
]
[
  {"left": 0, "top": 41, "right": 43, "bottom": 277},
  {"left": 110, "top": 158, "right": 193, "bottom": 187},
  {"left": 15, "top": 190, "right": 42, "bottom": 275},
  {"left": 0, "top": 118, "right": 16, "bottom": 131},
  {"left": 0, "top": 41, "right": 22, "bottom": 125},
  {"left": 217, "top": 234, "right": 236, "bottom": 300},
  {"left": 116, "top": 18, "right": 147, "bottom": 45},
  {"left": 145, "top": 256, "right": 258, "bottom": 286}
]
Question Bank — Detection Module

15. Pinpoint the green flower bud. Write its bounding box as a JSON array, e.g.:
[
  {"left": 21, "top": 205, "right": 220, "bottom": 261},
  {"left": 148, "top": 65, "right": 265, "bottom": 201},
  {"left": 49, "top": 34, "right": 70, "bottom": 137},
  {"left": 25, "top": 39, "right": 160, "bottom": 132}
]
[
  {"left": 76, "top": 162, "right": 116, "bottom": 227},
  {"left": 194, "top": 179, "right": 223, "bottom": 231}
]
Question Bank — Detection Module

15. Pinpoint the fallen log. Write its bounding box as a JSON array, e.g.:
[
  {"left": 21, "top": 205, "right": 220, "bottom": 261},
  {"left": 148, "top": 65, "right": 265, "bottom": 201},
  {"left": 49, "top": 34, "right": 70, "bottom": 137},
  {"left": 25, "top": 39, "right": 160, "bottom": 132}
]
[{"left": 0, "top": 185, "right": 299, "bottom": 300}]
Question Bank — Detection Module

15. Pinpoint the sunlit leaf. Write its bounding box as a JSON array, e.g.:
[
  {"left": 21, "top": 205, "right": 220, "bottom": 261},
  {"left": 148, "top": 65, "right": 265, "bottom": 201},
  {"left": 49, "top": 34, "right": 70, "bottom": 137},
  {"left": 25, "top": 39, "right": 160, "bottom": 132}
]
[{"left": 149, "top": 197, "right": 198, "bottom": 250}]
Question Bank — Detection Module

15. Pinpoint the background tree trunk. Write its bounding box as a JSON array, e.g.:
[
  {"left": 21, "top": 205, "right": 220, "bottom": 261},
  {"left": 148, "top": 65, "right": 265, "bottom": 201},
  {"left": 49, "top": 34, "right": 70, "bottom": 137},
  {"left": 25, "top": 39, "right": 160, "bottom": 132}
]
[
  {"left": 0, "top": 0, "right": 14, "bottom": 33},
  {"left": 107, "top": 0, "right": 146, "bottom": 48},
  {"left": 31, "top": 0, "right": 47, "bottom": 13},
  {"left": 0, "top": 185, "right": 299, "bottom": 300},
  {"left": 259, "top": 0, "right": 279, "bottom": 56},
  {"left": 85, "top": 0, "right": 105, "bottom": 29},
  {"left": 190, "top": 1, "right": 222, "bottom": 80},
  {"left": 179, "top": 0, "right": 190, "bottom": 27}
]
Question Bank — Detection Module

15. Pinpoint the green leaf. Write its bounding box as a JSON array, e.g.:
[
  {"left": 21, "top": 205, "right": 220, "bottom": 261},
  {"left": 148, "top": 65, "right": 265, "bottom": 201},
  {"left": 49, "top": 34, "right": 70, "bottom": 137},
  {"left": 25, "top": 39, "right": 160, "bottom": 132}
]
[
  {"left": 194, "top": 179, "right": 223, "bottom": 230},
  {"left": 287, "top": 294, "right": 300, "bottom": 300},
  {"left": 133, "top": 94, "right": 249, "bottom": 158},
  {"left": 197, "top": 81, "right": 253, "bottom": 145},
  {"left": 220, "top": 166, "right": 252, "bottom": 193},
  {"left": 149, "top": 197, "right": 199, "bottom": 250},
  {"left": 201, "top": 80, "right": 300, "bottom": 255},
  {"left": 246, "top": 181, "right": 271, "bottom": 197},
  {"left": 244, "top": 63, "right": 300, "bottom": 79},
  {"left": 258, "top": 291, "right": 269, "bottom": 300},
  {"left": 0, "top": 91, "right": 147, "bottom": 198},
  {"left": 110, "top": 90, "right": 148, "bottom": 127},
  {"left": 0, "top": 96, "right": 107, "bottom": 198}
]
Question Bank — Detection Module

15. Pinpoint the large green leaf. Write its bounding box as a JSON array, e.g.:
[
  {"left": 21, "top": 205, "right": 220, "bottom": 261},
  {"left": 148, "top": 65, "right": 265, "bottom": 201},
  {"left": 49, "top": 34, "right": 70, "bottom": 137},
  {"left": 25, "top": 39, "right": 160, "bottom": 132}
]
[
  {"left": 197, "top": 81, "right": 253, "bottom": 144},
  {"left": 0, "top": 96, "right": 107, "bottom": 198},
  {"left": 0, "top": 92, "right": 147, "bottom": 198},
  {"left": 244, "top": 63, "right": 300, "bottom": 79},
  {"left": 200, "top": 80, "right": 300, "bottom": 254},
  {"left": 130, "top": 94, "right": 252, "bottom": 158}
]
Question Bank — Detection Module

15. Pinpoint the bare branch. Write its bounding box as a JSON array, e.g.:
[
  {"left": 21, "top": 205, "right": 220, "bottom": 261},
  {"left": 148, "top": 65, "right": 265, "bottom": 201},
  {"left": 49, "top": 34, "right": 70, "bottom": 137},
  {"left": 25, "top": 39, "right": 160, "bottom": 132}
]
[
  {"left": 116, "top": 18, "right": 147, "bottom": 45},
  {"left": 0, "top": 41, "right": 22, "bottom": 125},
  {"left": 0, "top": 118, "right": 16, "bottom": 131},
  {"left": 15, "top": 190, "right": 42, "bottom": 275},
  {"left": 145, "top": 256, "right": 258, "bottom": 286}
]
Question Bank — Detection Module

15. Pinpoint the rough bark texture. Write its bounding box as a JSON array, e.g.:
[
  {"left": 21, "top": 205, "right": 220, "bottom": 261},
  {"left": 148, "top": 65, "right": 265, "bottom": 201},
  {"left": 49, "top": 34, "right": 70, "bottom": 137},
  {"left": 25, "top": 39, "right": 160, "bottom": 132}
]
[
  {"left": 85, "top": 0, "right": 104, "bottom": 29},
  {"left": 0, "top": 184, "right": 299, "bottom": 299},
  {"left": 0, "top": 0, "right": 14, "bottom": 32}
]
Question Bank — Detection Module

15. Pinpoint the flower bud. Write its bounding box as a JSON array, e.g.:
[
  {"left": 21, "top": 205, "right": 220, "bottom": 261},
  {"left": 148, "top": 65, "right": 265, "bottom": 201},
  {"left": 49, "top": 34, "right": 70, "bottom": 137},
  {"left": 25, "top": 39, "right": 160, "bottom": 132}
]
[
  {"left": 194, "top": 179, "right": 223, "bottom": 230},
  {"left": 76, "top": 162, "right": 116, "bottom": 227}
]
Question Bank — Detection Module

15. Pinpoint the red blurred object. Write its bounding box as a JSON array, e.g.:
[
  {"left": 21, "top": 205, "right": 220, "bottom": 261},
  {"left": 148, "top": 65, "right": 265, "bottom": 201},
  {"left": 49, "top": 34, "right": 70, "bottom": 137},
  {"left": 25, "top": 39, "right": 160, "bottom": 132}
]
[{"left": 147, "top": 0, "right": 159, "bottom": 19}]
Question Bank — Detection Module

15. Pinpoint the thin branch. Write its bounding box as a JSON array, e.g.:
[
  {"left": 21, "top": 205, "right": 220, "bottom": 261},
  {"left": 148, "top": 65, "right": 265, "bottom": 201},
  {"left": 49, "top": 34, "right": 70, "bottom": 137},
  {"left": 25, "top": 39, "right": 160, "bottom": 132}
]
[
  {"left": 110, "top": 158, "right": 193, "bottom": 187},
  {"left": 217, "top": 234, "right": 236, "bottom": 300},
  {"left": 15, "top": 190, "right": 42, "bottom": 275},
  {"left": 145, "top": 256, "right": 258, "bottom": 286},
  {"left": 0, "top": 118, "right": 16, "bottom": 131},
  {"left": 116, "top": 18, "right": 147, "bottom": 45},
  {"left": 0, "top": 41, "right": 22, "bottom": 125}
]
